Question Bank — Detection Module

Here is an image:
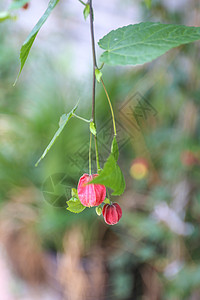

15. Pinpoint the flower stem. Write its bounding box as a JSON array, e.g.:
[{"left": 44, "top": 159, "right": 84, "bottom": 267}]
[
  {"left": 89, "top": 0, "right": 100, "bottom": 173},
  {"left": 89, "top": 132, "right": 92, "bottom": 175},
  {"left": 101, "top": 78, "right": 117, "bottom": 136},
  {"left": 106, "top": 189, "right": 111, "bottom": 200},
  {"left": 95, "top": 137, "right": 101, "bottom": 173},
  {"left": 98, "top": 62, "right": 104, "bottom": 70},
  {"left": 73, "top": 114, "right": 90, "bottom": 123},
  {"left": 78, "top": 0, "right": 86, "bottom": 6}
]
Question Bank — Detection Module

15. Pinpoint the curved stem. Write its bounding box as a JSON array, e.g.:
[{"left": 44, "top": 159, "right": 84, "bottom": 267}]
[
  {"left": 101, "top": 78, "right": 117, "bottom": 136},
  {"left": 73, "top": 114, "right": 90, "bottom": 123},
  {"left": 98, "top": 62, "right": 104, "bottom": 70},
  {"left": 95, "top": 137, "right": 101, "bottom": 172},
  {"left": 89, "top": 0, "right": 100, "bottom": 173}
]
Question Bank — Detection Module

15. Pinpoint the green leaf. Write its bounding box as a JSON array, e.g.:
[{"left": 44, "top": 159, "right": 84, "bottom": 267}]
[
  {"left": 88, "top": 153, "right": 125, "bottom": 196},
  {"left": 67, "top": 197, "right": 86, "bottom": 213},
  {"left": 90, "top": 121, "right": 96, "bottom": 136},
  {"left": 95, "top": 69, "right": 102, "bottom": 83},
  {"left": 111, "top": 136, "right": 119, "bottom": 161},
  {"left": 0, "top": 11, "right": 17, "bottom": 22},
  {"left": 83, "top": 4, "right": 90, "bottom": 20},
  {"left": 35, "top": 103, "right": 78, "bottom": 167},
  {"left": 98, "top": 22, "right": 200, "bottom": 66},
  {"left": 9, "top": 0, "right": 29, "bottom": 10},
  {"left": 14, "top": 0, "right": 59, "bottom": 84}
]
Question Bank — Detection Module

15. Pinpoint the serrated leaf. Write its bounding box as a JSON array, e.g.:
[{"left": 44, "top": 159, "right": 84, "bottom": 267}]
[
  {"left": 83, "top": 4, "right": 90, "bottom": 20},
  {"left": 111, "top": 136, "right": 119, "bottom": 161},
  {"left": 88, "top": 153, "right": 125, "bottom": 196},
  {"left": 35, "top": 103, "right": 78, "bottom": 166},
  {"left": 14, "top": 0, "right": 59, "bottom": 84},
  {"left": 9, "top": 0, "right": 29, "bottom": 10},
  {"left": 0, "top": 11, "right": 16, "bottom": 22},
  {"left": 67, "top": 197, "right": 86, "bottom": 213},
  {"left": 90, "top": 121, "right": 96, "bottom": 136},
  {"left": 95, "top": 69, "right": 102, "bottom": 83},
  {"left": 98, "top": 22, "right": 200, "bottom": 66}
]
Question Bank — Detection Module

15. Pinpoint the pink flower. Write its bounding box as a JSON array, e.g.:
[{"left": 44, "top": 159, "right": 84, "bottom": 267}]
[
  {"left": 102, "top": 203, "right": 122, "bottom": 225},
  {"left": 77, "top": 173, "right": 106, "bottom": 207}
]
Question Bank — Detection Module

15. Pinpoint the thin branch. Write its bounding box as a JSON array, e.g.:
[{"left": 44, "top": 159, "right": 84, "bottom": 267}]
[
  {"left": 101, "top": 78, "right": 117, "bottom": 136},
  {"left": 89, "top": 132, "right": 92, "bottom": 175},
  {"left": 95, "top": 136, "right": 101, "bottom": 172},
  {"left": 89, "top": 0, "right": 97, "bottom": 123},
  {"left": 89, "top": 0, "right": 100, "bottom": 173},
  {"left": 78, "top": 0, "right": 86, "bottom": 6},
  {"left": 73, "top": 114, "right": 90, "bottom": 123}
]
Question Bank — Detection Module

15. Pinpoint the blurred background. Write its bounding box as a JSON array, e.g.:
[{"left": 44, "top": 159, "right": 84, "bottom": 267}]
[{"left": 0, "top": 0, "right": 200, "bottom": 299}]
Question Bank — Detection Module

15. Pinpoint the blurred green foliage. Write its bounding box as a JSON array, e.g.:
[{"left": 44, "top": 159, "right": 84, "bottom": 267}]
[{"left": 1, "top": 1, "right": 200, "bottom": 299}]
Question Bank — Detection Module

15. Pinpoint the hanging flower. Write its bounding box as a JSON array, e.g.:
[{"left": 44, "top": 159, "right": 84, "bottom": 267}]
[
  {"left": 77, "top": 173, "right": 106, "bottom": 207},
  {"left": 102, "top": 202, "right": 122, "bottom": 225}
]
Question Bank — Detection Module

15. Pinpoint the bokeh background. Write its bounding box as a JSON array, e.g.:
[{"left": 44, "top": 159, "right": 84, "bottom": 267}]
[{"left": 0, "top": 0, "right": 200, "bottom": 299}]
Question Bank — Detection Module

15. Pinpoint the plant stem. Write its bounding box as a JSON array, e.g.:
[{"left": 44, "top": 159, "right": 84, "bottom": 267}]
[
  {"left": 78, "top": 0, "right": 86, "bottom": 6},
  {"left": 73, "top": 114, "right": 90, "bottom": 123},
  {"left": 106, "top": 189, "right": 111, "bottom": 200},
  {"left": 89, "top": 0, "right": 100, "bottom": 173},
  {"left": 89, "top": 132, "right": 92, "bottom": 175},
  {"left": 98, "top": 62, "right": 104, "bottom": 70},
  {"left": 89, "top": 0, "right": 97, "bottom": 121},
  {"left": 95, "top": 137, "right": 101, "bottom": 172},
  {"left": 101, "top": 78, "right": 117, "bottom": 136}
]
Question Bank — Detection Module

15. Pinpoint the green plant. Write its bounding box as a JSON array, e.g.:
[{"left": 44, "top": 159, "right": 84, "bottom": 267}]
[{"left": 1, "top": 0, "right": 200, "bottom": 222}]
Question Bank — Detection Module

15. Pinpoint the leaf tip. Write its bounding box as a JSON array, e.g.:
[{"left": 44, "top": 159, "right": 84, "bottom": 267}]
[
  {"left": 13, "top": 75, "right": 19, "bottom": 87},
  {"left": 35, "top": 157, "right": 41, "bottom": 167}
]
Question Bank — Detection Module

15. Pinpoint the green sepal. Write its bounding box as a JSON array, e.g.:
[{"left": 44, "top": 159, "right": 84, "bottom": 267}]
[
  {"left": 96, "top": 206, "right": 102, "bottom": 216},
  {"left": 90, "top": 121, "right": 96, "bottom": 136},
  {"left": 83, "top": 4, "right": 90, "bottom": 20},
  {"left": 71, "top": 188, "right": 78, "bottom": 198},
  {"left": 104, "top": 198, "right": 111, "bottom": 204},
  {"left": 66, "top": 197, "right": 86, "bottom": 213},
  {"left": 95, "top": 69, "right": 102, "bottom": 83}
]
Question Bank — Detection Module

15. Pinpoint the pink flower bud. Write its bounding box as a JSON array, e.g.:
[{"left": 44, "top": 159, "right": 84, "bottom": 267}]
[
  {"left": 102, "top": 203, "right": 122, "bottom": 225},
  {"left": 77, "top": 173, "right": 106, "bottom": 207}
]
